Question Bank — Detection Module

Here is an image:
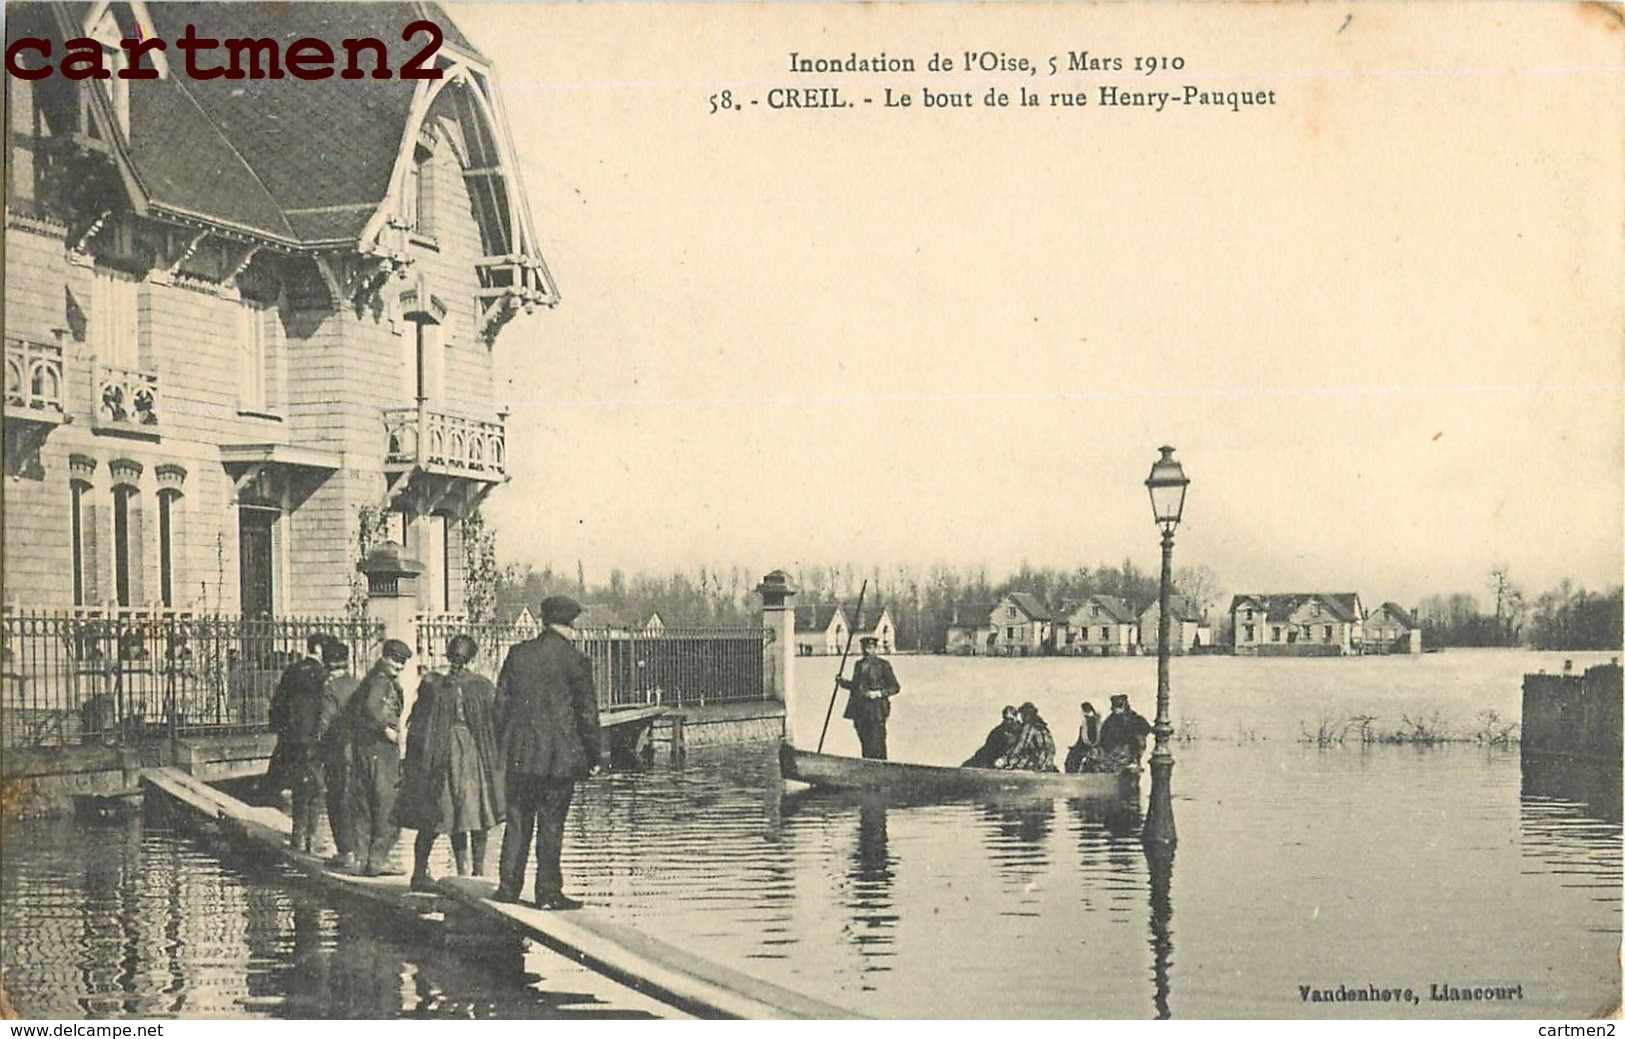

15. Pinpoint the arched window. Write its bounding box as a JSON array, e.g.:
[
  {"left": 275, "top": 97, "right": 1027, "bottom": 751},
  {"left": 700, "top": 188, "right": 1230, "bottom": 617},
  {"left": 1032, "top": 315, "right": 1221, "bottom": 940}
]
[
  {"left": 70, "top": 479, "right": 91, "bottom": 606},
  {"left": 158, "top": 489, "right": 181, "bottom": 608}
]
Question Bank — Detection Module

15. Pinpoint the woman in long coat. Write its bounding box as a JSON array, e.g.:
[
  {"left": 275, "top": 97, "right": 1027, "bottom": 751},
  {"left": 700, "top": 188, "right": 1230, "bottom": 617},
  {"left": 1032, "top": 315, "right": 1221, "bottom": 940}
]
[{"left": 396, "top": 635, "right": 505, "bottom": 891}]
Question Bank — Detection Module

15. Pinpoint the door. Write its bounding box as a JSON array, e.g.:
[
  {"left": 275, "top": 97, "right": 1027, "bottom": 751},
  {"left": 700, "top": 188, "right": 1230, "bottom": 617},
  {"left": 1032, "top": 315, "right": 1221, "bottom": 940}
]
[{"left": 238, "top": 506, "right": 277, "bottom": 617}]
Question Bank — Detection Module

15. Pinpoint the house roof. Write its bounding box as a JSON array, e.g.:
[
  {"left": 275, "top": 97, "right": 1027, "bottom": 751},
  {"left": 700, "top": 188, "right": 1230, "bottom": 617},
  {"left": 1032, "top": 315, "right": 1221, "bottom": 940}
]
[
  {"left": 1372, "top": 602, "right": 1416, "bottom": 627},
  {"left": 37, "top": 2, "right": 514, "bottom": 252},
  {"left": 1002, "top": 592, "right": 1052, "bottom": 622},
  {"left": 840, "top": 601, "right": 891, "bottom": 633},
  {"left": 1139, "top": 594, "right": 1199, "bottom": 623},
  {"left": 1234, "top": 593, "right": 1362, "bottom": 624},
  {"left": 1077, "top": 595, "right": 1137, "bottom": 624},
  {"left": 948, "top": 603, "right": 993, "bottom": 629},
  {"left": 576, "top": 604, "right": 626, "bottom": 629},
  {"left": 794, "top": 604, "right": 845, "bottom": 633}
]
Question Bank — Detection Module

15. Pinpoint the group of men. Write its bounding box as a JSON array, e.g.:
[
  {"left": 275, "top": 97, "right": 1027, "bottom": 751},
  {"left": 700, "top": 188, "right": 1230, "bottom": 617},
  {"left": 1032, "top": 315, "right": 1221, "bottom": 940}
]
[
  {"left": 965, "top": 694, "right": 1152, "bottom": 774},
  {"left": 265, "top": 595, "right": 602, "bottom": 910}
]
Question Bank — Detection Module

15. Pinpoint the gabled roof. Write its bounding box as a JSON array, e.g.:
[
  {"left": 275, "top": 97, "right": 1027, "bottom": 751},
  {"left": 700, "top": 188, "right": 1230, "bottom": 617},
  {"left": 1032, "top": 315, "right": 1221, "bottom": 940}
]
[
  {"left": 1001, "top": 592, "right": 1052, "bottom": 622},
  {"left": 36, "top": 1, "right": 544, "bottom": 268},
  {"left": 1371, "top": 602, "right": 1416, "bottom": 627},
  {"left": 948, "top": 603, "right": 993, "bottom": 629},
  {"left": 840, "top": 601, "right": 891, "bottom": 633},
  {"left": 1138, "top": 595, "right": 1199, "bottom": 623},
  {"left": 576, "top": 604, "right": 626, "bottom": 629},
  {"left": 1235, "top": 593, "right": 1362, "bottom": 624},
  {"left": 794, "top": 603, "right": 846, "bottom": 634},
  {"left": 1074, "top": 595, "right": 1137, "bottom": 625}
]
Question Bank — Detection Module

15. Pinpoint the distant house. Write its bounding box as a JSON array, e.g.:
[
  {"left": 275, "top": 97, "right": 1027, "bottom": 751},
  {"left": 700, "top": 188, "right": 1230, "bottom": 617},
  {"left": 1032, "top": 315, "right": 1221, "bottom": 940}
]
[
  {"left": 945, "top": 603, "right": 994, "bottom": 655},
  {"left": 643, "top": 611, "right": 666, "bottom": 634},
  {"left": 846, "top": 602, "right": 897, "bottom": 653},
  {"left": 508, "top": 605, "right": 540, "bottom": 638},
  {"left": 794, "top": 603, "right": 849, "bottom": 656},
  {"left": 1231, "top": 593, "right": 1364, "bottom": 656},
  {"left": 1064, "top": 595, "right": 1139, "bottom": 656},
  {"left": 577, "top": 603, "right": 629, "bottom": 632},
  {"left": 1137, "top": 595, "right": 1201, "bottom": 655},
  {"left": 1363, "top": 602, "right": 1421, "bottom": 654},
  {"left": 990, "top": 592, "right": 1053, "bottom": 656}
]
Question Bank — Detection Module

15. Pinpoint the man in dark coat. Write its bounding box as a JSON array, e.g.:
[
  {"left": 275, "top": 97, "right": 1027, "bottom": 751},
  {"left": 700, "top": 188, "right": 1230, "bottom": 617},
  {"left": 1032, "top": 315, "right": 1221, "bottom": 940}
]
[
  {"left": 494, "top": 596, "right": 602, "bottom": 909},
  {"left": 346, "top": 638, "right": 411, "bottom": 876},
  {"left": 1093, "top": 693, "right": 1152, "bottom": 773},
  {"left": 318, "top": 639, "right": 362, "bottom": 869},
  {"left": 838, "top": 635, "right": 900, "bottom": 759},
  {"left": 264, "top": 634, "right": 329, "bottom": 844}
]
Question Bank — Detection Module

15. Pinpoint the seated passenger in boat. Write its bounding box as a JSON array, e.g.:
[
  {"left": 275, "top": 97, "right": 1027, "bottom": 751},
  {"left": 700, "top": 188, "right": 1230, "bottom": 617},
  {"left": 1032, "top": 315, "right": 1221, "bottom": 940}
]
[
  {"left": 963, "top": 705, "right": 1022, "bottom": 768},
  {"left": 996, "top": 702, "right": 1059, "bottom": 773},
  {"left": 1063, "top": 701, "right": 1101, "bottom": 774},
  {"left": 1087, "top": 693, "right": 1152, "bottom": 773}
]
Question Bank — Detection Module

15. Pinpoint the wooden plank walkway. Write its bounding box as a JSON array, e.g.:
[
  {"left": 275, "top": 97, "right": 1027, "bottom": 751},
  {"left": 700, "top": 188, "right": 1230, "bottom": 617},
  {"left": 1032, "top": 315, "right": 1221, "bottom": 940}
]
[{"left": 139, "top": 765, "right": 855, "bottom": 1020}]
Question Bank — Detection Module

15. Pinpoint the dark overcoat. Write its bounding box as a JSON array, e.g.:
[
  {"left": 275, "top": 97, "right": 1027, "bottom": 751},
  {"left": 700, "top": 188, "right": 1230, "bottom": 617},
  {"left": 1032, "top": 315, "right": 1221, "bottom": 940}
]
[
  {"left": 841, "top": 655, "right": 900, "bottom": 724},
  {"left": 265, "top": 657, "right": 327, "bottom": 790},
  {"left": 395, "top": 668, "right": 505, "bottom": 831},
  {"left": 495, "top": 630, "right": 602, "bottom": 779}
]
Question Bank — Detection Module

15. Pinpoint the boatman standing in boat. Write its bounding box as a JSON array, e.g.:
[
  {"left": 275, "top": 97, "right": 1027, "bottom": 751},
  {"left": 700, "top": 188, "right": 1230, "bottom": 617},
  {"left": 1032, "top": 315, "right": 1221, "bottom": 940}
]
[{"left": 838, "top": 635, "right": 901, "bottom": 759}]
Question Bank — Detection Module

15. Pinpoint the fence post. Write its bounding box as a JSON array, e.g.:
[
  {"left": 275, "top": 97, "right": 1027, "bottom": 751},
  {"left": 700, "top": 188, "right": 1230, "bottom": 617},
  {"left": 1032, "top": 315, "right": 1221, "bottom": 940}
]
[{"left": 756, "top": 570, "right": 797, "bottom": 743}]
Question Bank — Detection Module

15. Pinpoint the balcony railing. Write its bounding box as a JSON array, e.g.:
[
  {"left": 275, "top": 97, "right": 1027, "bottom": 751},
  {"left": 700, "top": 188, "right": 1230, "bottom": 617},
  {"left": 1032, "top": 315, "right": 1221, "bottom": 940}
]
[
  {"left": 384, "top": 406, "right": 507, "bottom": 481},
  {"left": 95, "top": 364, "right": 160, "bottom": 433},
  {"left": 4, "top": 337, "right": 67, "bottom": 419}
]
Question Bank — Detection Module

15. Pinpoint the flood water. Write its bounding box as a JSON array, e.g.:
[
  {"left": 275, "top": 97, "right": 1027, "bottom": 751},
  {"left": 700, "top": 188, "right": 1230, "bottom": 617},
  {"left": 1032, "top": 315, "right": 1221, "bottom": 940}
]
[{"left": 3, "top": 649, "right": 1619, "bottom": 1019}]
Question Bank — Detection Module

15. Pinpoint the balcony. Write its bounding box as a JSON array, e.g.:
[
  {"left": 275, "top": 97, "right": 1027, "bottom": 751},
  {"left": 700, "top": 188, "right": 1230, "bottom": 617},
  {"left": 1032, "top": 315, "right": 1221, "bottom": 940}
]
[
  {"left": 4, "top": 337, "right": 67, "bottom": 419},
  {"left": 94, "top": 364, "right": 160, "bottom": 438},
  {"left": 384, "top": 406, "right": 507, "bottom": 482},
  {"left": 5, "top": 337, "right": 69, "bottom": 476}
]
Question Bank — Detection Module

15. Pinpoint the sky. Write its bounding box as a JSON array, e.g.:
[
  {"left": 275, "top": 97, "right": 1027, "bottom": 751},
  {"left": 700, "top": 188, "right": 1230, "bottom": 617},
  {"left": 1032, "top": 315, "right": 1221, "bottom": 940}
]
[{"left": 453, "top": 2, "right": 1623, "bottom": 607}]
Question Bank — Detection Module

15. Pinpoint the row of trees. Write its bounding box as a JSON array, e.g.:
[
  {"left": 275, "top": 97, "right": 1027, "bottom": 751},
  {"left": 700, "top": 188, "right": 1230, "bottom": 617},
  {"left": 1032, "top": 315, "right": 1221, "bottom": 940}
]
[
  {"left": 494, "top": 556, "right": 1620, "bottom": 653},
  {"left": 493, "top": 560, "right": 1224, "bottom": 650}
]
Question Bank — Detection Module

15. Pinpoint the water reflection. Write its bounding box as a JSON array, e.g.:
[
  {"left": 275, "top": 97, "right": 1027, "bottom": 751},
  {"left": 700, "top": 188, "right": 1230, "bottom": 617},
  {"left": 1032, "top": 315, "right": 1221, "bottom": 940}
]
[
  {"left": 842, "top": 797, "right": 897, "bottom": 979},
  {"left": 1144, "top": 839, "right": 1174, "bottom": 1020},
  {"left": 1521, "top": 753, "right": 1623, "bottom": 826}
]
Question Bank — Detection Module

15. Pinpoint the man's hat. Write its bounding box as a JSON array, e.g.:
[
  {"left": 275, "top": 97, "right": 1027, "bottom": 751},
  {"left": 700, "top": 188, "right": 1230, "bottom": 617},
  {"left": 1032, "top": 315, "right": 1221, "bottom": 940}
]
[
  {"left": 381, "top": 639, "right": 413, "bottom": 664},
  {"left": 1110, "top": 693, "right": 1129, "bottom": 708},
  {"left": 539, "top": 595, "right": 583, "bottom": 625},
  {"left": 859, "top": 635, "right": 879, "bottom": 647},
  {"left": 322, "top": 640, "right": 350, "bottom": 667}
]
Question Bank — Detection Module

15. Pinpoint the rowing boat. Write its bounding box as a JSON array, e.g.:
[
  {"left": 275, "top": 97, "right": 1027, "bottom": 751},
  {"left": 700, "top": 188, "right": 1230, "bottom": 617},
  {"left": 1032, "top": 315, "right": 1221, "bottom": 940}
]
[{"left": 778, "top": 741, "right": 1140, "bottom": 799}]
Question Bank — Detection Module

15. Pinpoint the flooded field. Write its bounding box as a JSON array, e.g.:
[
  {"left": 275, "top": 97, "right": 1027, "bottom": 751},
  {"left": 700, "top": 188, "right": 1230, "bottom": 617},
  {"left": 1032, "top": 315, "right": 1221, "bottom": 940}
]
[{"left": 3, "top": 649, "right": 1618, "bottom": 1018}]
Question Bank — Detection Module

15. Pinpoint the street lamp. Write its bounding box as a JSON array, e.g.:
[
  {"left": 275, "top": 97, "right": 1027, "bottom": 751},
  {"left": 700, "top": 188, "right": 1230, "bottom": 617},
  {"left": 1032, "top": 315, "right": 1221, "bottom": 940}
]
[{"left": 1143, "top": 445, "right": 1188, "bottom": 848}]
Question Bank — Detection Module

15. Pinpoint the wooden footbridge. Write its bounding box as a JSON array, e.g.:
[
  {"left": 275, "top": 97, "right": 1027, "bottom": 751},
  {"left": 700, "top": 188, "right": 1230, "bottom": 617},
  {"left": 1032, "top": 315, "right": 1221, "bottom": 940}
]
[{"left": 140, "top": 765, "right": 854, "bottom": 1020}]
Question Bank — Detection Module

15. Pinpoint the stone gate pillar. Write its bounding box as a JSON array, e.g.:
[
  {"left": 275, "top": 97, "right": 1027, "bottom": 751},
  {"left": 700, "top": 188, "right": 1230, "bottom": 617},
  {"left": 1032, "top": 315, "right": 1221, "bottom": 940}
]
[
  {"left": 358, "top": 541, "right": 424, "bottom": 749},
  {"left": 756, "top": 570, "right": 797, "bottom": 742}
]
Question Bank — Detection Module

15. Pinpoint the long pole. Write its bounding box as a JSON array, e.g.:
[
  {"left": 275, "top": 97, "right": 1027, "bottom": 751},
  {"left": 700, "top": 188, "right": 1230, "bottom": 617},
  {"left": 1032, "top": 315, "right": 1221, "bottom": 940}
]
[{"left": 816, "top": 580, "right": 867, "bottom": 753}]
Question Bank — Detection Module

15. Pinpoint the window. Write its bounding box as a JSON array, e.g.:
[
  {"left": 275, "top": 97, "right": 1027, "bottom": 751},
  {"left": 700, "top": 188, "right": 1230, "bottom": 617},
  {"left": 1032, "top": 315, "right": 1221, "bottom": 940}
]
[
  {"left": 1243, "top": 624, "right": 1255, "bottom": 641},
  {"left": 70, "top": 480, "right": 89, "bottom": 606},
  {"left": 1006, "top": 626, "right": 1015, "bottom": 639},
  {"left": 238, "top": 301, "right": 278, "bottom": 413},
  {"left": 113, "top": 485, "right": 137, "bottom": 607},
  {"left": 91, "top": 266, "right": 140, "bottom": 368},
  {"left": 158, "top": 490, "right": 180, "bottom": 608},
  {"left": 402, "top": 145, "right": 433, "bottom": 236},
  {"left": 1323, "top": 625, "right": 1333, "bottom": 640},
  {"left": 1271, "top": 626, "right": 1281, "bottom": 642},
  {"left": 1100, "top": 626, "right": 1109, "bottom": 640}
]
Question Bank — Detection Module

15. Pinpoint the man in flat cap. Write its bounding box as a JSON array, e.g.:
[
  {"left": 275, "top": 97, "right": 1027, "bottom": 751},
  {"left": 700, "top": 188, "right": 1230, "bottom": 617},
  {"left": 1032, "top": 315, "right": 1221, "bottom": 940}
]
[
  {"left": 345, "top": 638, "right": 412, "bottom": 875},
  {"left": 838, "top": 634, "right": 901, "bottom": 759},
  {"left": 494, "top": 596, "right": 602, "bottom": 909},
  {"left": 318, "top": 639, "right": 362, "bottom": 869}
]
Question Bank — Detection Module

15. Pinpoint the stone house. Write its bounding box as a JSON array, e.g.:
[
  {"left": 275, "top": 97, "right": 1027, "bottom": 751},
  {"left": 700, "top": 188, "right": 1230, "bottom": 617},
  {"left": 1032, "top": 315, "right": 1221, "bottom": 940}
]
[
  {"left": 1063, "top": 595, "right": 1139, "bottom": 656},
  {"left": 1137, "top": 595, "right": 1202, "bottom": 655},
  {"left": 1230, "top": 593, "right": 1365, "bottom": 656},
  {"left": 989, "top": 592, "right": 1052, "bottom": 656},
  {"left": 1363, "top": 602, "right": 1422, "bottom": 654},
  {"left": 944, "top": 603, "right": 993, "bottom": 655},
  {"left": 3, "top": 2, "right": 553, "bottom": 623},
  {"left": 793, "top": 603, "right": 848, "bottom": 656}
]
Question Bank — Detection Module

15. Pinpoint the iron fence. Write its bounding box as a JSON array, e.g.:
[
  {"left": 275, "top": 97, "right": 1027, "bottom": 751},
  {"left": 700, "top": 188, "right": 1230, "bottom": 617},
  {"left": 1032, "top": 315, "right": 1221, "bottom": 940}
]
[
  {"left": 1, "top": 608, "right": 382, "bottom": 747},
  {"left": 414, "top": 617, "right": 768, "bottom": 710}
]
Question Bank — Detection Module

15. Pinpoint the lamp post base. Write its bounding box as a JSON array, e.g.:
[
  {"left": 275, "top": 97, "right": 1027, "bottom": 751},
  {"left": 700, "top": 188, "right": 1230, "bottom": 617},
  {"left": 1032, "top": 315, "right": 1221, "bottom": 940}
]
[{"left": 1143, "top": 754, "right": 1177, "bottom": 848}]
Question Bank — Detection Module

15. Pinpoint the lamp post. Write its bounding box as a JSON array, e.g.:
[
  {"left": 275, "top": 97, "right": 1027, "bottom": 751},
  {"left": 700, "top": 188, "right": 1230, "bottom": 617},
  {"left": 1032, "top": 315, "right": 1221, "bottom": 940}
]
[{"left": 1143, "top": 445, "right": 1188, "bottom": 848}]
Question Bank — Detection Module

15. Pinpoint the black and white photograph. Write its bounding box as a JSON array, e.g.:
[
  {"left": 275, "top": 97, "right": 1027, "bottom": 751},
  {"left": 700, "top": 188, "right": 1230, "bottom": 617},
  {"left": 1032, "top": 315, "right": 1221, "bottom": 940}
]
[{"left": 1, "top": 0, "right": 1620, "bottom": 1023}]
